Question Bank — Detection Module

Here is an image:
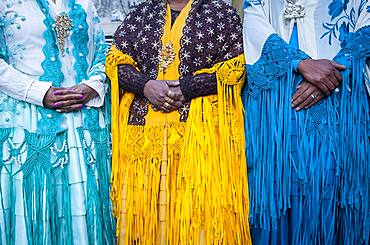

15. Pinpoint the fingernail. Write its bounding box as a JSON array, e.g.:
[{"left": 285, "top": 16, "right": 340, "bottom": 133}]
[
  {"left": 54, "top": 102, "right": 62, "bottom": 106},
  {"left": 56, "top": 109, "right": 62, "bottom": 113},
  {"left": 54, "top": 91, "right": 61, "bottom": 95},
  {"left": 79, "top": 95, "right": 84, "bottom": 99},
  {"left": 296, "top": 107, "right": 300, "bottom": 111}
]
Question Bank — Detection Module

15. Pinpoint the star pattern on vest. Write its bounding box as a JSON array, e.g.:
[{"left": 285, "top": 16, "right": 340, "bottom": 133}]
[{"left": 114, "top": 0, "right": 243, "bottom": 125}]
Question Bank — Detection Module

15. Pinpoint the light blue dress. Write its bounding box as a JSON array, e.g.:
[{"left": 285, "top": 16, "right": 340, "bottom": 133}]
[{"left": 0, "top": 0, "right": 115, "bottom": 244}]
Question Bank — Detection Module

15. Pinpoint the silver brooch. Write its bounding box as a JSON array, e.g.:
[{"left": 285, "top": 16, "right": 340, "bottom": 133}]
[
  {"left": 283, "top": 0, "right": 305, "bottom": 20},
  {"left": 53, "top": 13, "right": 73, "bottom": 56}
]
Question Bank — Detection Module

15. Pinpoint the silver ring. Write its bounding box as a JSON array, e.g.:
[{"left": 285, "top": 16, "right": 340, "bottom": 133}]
[
  {"left": 310, "top": 94, "right": 316, "bottom": 99},
  {"left": 164, "top": 102, "right": 170, "bottom": 108}
]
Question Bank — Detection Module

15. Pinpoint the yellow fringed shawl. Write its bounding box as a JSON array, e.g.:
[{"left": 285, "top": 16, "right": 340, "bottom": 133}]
[{"left": 106, "top": 2, "right": 251, "bottom": 244}]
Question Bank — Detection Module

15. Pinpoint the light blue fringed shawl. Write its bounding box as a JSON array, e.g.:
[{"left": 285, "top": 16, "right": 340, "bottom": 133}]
[{"left": 0, "top": 0, "right": 115, "bottom": 244}]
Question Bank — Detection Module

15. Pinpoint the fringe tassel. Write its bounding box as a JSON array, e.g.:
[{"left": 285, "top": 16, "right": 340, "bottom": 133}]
[
  {"left": 107, "top": 49, "right": 251, "bottom": 243},
  {"left": 106, "top": 46, "right": 136, "bottom": 236},
  {"left": 77, "top": 127, "right": 116, "bottom": 244},
  {"left": 18, "top": 131, "right": 72, "bottom": 244},
  {"left": 336, "top": 56, "right": 369, "bottom": 244},
  {"left": 0, "top": 129, "right": 11, "bottom": 244},
  {"left": 243, "top": 68, "right": 296, "bottom": 230},
  {"left": 244, "top": 62, "right": 339, "bottom": 243},
  {"left": 244, "top": 29, "right": 369, "bottom": 243},
  {"left": 173, "top": 54, "right": 250, "bottom": 244}
]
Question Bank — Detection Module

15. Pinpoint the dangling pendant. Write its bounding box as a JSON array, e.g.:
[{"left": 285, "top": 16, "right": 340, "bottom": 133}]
[
  {"left": 284, "top": 0, "right": 305, "bottom": 20},
  {"left": 158, "top": 42, "right": 176, "bottom": 73},
  {"left": 53, "top": 12, "right": 72, "bottom": 56}
]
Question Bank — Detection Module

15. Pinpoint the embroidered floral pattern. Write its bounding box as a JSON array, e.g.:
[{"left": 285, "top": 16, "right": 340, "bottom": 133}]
[{"left": 321, "top": 0, "right": 369, "bottom": 46}]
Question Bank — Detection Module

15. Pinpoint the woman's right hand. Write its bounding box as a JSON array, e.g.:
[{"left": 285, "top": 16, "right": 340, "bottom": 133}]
[
  {"left": 144, "top": 80, "right": 183, "bottom": 112},
  {"left": 297, "top": 59, "right": 345, "bottom": 96},
  {"left": 43, "top": 86, "right": 84, "bottom": 112}
]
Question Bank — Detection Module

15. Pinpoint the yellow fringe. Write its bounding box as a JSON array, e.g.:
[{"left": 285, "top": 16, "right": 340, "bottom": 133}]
[{"left": 106, "top": 47, "right": 251, "bottom": 244}]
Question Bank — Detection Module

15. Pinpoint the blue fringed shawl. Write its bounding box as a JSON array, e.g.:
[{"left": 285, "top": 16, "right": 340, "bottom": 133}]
[{"left": 243, "top": 26, "right": 369, "bottom": 243}]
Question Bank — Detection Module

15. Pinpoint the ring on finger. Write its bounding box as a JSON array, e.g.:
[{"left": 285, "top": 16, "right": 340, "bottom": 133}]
[
  {"left": 164, "top": 102, "right": 171, "bottom": 108},
  {"left": 310, "top": 94, "right": 316, "bottom": 99},
  {"left": 165, "top": 97, "right": 174, "bottom": 104}
]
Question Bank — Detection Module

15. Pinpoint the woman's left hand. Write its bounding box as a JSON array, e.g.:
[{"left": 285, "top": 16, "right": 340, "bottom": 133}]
[
  {"left": 292, "top": 80, "right": 325, "bottom": 111},
  {"left": 53, "top": 84, "right": 98, "bottom": 112}
]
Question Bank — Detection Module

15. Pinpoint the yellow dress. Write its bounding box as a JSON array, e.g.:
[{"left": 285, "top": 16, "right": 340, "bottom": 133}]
[{"left": 106, "top": 1, "right": 251, "bottom": 244}]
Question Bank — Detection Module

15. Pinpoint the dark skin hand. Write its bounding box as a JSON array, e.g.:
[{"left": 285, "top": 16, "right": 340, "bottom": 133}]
[
  {"left": 43, "top": 86, "right": 84, "bottom": 112},
  {"left": 292, "top": 80, "right": 325, "bottom": 111},
  {"left": 298, "top": 59, "right": 346, "bottom": 96},
  {"left": 43, "top": 84, "right": 98, "bottom": 113},
  {"left": 144, "top": 80, "right": 184, "bottom": 113}
]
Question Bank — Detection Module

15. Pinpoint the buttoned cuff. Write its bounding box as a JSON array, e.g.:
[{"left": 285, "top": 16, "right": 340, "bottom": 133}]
[
  {"left": 25, "top": 80, "right": 52, "bottom": 107},
  {"left": 81, "top": 75, "right": 106, "bottom": 108}
]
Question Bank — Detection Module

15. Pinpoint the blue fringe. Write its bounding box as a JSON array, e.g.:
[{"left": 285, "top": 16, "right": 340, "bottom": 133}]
[
  {"left": 334, "top": 25, "right": 370, "bottom": 244},
  {"left": 243, "top": 30, "right": 369, "bottom": 244}
]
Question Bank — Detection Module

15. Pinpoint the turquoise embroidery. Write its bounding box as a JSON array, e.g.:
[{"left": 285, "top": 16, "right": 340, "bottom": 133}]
[
  {"left": 0, "top": 1, "right": 114, "bottom": 243},
  {"left": 35, "top": 0, "right": 107, "bottom": 132}
]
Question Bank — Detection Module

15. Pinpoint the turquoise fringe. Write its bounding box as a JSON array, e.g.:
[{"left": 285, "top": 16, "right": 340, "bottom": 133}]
[{"left": 77, "top": 127, "right": 115, "bottom": 245}]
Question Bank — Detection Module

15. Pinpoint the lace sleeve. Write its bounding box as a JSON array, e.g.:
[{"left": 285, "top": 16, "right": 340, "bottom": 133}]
[
  {"left": 118, "top": 64, "right": 151, "bottom": 97},
  {"left": 179, "top": 73, "right": 217, "bottom": 101}
]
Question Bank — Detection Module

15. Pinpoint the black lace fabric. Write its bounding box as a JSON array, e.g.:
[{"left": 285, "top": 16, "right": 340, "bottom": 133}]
[
  {"left": 180, "top": 73, "right": 217, "bottom": 101},
  {"left": 118, "top": 64, "right": 217, "bottom": 101},
  {"left": 118, "top": 64, "right": 150, "bottom": 97}
]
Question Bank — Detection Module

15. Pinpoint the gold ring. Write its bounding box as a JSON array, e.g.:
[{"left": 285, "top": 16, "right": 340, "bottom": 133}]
[{"left": 165, "top": 97, "right": 174, "bottom": 104}]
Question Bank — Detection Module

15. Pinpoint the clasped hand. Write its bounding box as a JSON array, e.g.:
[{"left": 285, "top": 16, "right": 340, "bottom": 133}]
[
  {"left": 292, "top": 59, "right": 346, "bottom": 110},
  {"left": 143, "top": 80, "right": 185, "bottom": 113},
  {"left": 43, "top": 84, "right": 98, "bottom": 112}
]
